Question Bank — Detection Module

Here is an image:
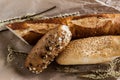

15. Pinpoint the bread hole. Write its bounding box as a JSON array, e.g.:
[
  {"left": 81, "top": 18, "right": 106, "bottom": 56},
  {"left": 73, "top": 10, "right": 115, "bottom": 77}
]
[
  {"left": 40, "top": 55, "right": 46, "bottom": 59},
  {"left": 55, "top": 44, "right": 60, "bottom": 48},
  {"left": 26, "top": 67, "right": 29, "bottom": 70},
  {"left": 45, "top": 46, "right": 52, "bottom": 51},
  {"left": 29, "top": 63, "right": 33, "bottom": 67}
]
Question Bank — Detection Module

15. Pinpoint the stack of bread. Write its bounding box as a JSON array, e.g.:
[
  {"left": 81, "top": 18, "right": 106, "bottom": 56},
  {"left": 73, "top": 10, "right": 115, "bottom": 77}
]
[{"left": 7, "top": 13, "right": 120, "bottom": 74}]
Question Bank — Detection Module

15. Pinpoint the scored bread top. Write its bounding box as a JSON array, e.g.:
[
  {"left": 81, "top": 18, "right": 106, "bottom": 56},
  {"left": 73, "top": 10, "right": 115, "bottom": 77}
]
[{"left": 7, "top": 13, "right": 120, "bottom": 45}]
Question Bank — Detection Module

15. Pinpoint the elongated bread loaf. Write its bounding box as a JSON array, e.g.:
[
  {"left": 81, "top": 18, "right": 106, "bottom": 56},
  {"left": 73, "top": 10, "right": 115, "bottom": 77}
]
[
  {"left": 56, "top": 36, "right": 120, "bottom": 65},
  {"left": 7, "top": 14, "right": 120, "bottom": 45},
  {"left": 25, "top": 25, "right": 71, "bottom": 74}
]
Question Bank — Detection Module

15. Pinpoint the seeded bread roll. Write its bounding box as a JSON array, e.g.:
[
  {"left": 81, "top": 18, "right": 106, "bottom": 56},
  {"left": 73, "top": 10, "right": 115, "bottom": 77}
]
[
  {"left": 7, "top": 14, "right": 120, "bottom": 45},
  {"left": 25, "top": 25, "right": 71, "bottom": 74},
  {"left": 56, "top": 36, "right": 120, "bottom": 65}
]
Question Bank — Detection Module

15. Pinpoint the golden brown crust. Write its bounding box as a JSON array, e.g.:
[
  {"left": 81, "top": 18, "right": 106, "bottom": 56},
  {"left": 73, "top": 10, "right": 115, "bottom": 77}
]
[
  {"left": 7, "top": 14, "right": 120, "bottom": 45},
  {"left": 56, "top": 36, "right": 120, "bottom": 65},
  {"left": 25, "top": 25, "right": 71, "bottom": 74}
]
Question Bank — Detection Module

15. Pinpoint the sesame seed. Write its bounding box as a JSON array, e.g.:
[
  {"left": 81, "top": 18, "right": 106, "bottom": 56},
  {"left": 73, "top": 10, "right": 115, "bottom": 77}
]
[
  {"left": 33, "top": 67, "right": 36, "bottom": 70},
  {"left": 47, "top": 52, "right": 51, "bottom": 55},
  {"left": 58, "top": 37, "right": 62, "bottom": 41},
  {"left": 45, "top": 46, "right": 52, "bottom": 51},
  {"left": 49, "top": 47, "right": 52, "bottom": 51},
  {"left": 42, "top": 66, "right": 47, "bottom": 69},
  {"left": 29, "top": 67, "right": 32, "bottom": 71},
  {"left": 54, "top": 34, "right": 57, "bottom": 38},
  {"left": 45, "top": 55, "right": 48, "bottom": 58},
  {"left": 59, "top": 46, "right": 63, "bottom": 49}
]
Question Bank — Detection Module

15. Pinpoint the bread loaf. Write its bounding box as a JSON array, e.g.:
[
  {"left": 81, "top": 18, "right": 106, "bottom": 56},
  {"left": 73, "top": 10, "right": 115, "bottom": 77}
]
[
  {"left": 56, "top": 36, "right": 120, "bottom": 65},
  {"left": 7, "top": 14, "right": 120, "bottom": 45},
  {"left": 25, "top": 25, "right": 71, "bottom": 74}
]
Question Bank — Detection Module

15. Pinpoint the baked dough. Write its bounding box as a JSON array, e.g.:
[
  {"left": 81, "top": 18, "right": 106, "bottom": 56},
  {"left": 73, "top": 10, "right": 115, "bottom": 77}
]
[
  {"left": 25, "top": 25, "right": 71, "bottom": 74},
  {"left": 56, "top": 36, "right": 120, "bottom": 65},
  {"left": 7, "top": 14, "right": 120, "bottom": 45}
]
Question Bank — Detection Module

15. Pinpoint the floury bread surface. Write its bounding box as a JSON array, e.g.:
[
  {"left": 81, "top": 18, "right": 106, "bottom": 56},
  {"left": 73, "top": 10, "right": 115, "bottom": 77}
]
[{"left": 56, "top": 36, "right": 120, "bottom": 65}]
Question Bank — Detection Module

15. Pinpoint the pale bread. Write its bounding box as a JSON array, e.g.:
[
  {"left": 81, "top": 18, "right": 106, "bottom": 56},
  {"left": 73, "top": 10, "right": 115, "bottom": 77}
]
[{"left": 56, "top": 36, "right": 120, "bottom": 65}]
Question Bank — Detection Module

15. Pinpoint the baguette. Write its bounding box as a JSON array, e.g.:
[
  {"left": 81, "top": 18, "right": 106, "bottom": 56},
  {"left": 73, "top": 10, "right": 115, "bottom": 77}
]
[
  {"left": 25, "top": 25, "right": 71, "bottom": 74},
  {"left": 7, "top": 14, "right": 120, "bottom": 45},
  {"left": 56, "top": 36, "right": 120, "bottom": 65}
]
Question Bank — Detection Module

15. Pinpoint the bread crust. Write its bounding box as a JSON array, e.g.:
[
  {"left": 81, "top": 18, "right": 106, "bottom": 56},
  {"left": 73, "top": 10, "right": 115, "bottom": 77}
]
[
  {"left": 7, "top": 14, "right": 120, "bottom": 45},
  {"left": 56, "top": 36, "right": 120, "bottom": 65},
  {"left": 25, "top": 25, "right": 71, "bottom": 74}
]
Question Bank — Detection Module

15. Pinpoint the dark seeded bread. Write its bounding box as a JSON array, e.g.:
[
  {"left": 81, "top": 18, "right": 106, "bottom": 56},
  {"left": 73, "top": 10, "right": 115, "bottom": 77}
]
[{"left": 25, "top": 25, "right": 71, "bottom": 74}]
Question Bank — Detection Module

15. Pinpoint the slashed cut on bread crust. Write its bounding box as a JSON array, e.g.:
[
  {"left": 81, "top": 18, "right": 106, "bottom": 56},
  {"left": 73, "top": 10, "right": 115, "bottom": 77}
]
[{"left": 7, "top": 14, "right": 120, "bottom": 45}]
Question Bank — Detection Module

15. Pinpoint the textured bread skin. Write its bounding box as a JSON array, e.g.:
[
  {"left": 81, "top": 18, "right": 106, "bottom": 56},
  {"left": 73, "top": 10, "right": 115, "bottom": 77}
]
[
  {"left": 56, "top": 36, "right": 120, "bottom": 65},
  {"left": 7, "top": 14, "right": 120, "bottom": 45},
  {"left": 25, "top": 25, "right": 71, "bottom": 74}
]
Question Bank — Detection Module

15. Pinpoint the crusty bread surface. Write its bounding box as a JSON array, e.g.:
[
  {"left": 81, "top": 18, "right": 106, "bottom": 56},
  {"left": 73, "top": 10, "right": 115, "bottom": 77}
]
[
  {"left": 7, "top": 14, "right": 120, "bottom": 45},
  {"left": 25, "top": 25, "right": 71, "bottom": 74},
  {"left": 56, "top": 36, "right": 120, "bottom": 65}
]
